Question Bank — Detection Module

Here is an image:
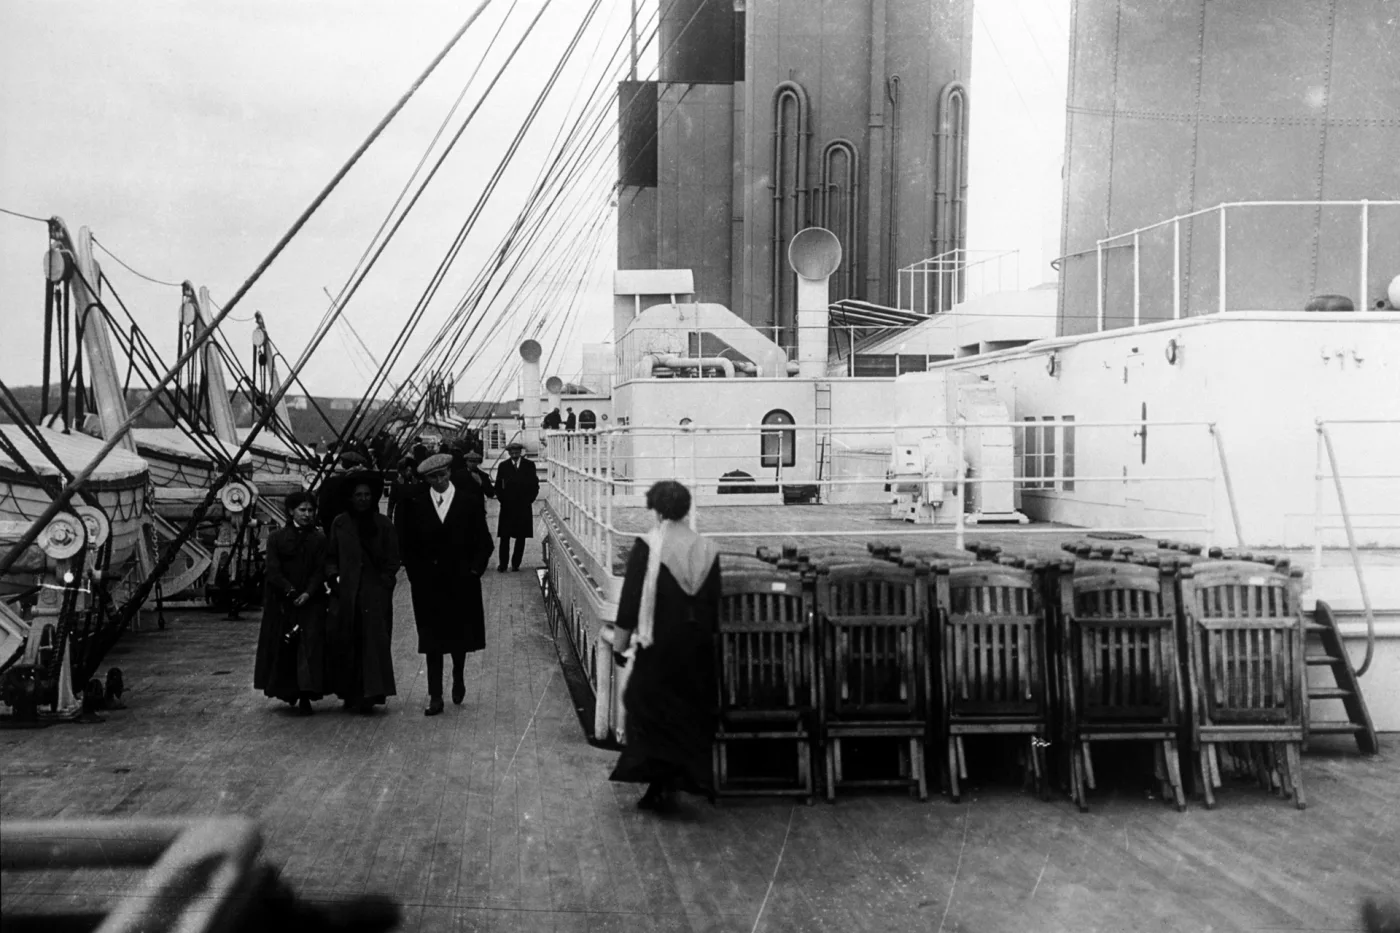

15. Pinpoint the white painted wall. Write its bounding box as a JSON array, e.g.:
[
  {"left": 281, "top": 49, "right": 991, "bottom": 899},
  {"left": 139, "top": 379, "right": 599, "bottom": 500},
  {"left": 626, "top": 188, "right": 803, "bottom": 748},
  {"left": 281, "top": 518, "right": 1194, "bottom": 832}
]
[{"left": 931, "top": 312, "right": 1400, "bottom": 549}]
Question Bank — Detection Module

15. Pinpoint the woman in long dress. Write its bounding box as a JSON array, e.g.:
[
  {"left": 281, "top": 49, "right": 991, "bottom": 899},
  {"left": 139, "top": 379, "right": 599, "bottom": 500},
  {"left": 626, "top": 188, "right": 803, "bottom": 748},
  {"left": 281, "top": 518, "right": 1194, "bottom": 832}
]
[
  {"left": 325, "top": 472, "right": 400, "bottom": 713},
  {"left": 609, "top": 480, "right": 721, "bottom": 812},
  {"left": 253, "top": 491, "right": 328, "bottom": 714}
]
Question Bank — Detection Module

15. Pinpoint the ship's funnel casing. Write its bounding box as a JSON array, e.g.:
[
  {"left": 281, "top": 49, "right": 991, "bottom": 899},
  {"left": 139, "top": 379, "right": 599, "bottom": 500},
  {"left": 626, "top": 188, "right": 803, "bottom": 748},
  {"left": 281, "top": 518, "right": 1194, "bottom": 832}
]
[
  {"left": 519, "top": 341, "right": 542, "bottom": 452},
  {"left": 787, "top": 227, "right": 842, "bottom": 378}
]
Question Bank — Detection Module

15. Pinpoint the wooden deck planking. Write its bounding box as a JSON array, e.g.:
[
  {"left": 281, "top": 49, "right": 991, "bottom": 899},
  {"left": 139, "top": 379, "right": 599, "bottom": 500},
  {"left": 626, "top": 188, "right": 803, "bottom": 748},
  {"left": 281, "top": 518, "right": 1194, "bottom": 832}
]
[{"left": 3, "top": 501, "right": 1399, "bottom": 932}]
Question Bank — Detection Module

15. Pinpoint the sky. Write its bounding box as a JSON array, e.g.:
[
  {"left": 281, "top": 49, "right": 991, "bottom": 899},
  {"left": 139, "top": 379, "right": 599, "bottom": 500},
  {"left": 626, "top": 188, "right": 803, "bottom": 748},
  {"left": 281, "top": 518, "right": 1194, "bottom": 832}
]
[{"left": 0, "top": 0, "right": 1068, "bottom": 404}]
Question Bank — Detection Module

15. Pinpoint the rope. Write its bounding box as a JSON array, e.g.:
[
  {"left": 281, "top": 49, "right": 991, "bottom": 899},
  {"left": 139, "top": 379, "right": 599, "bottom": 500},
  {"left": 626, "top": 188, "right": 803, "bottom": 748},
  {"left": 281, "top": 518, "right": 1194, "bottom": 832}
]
[
  {"left": 0, "top": 205, "right": 48, "bottom": 223},
  {"left": 91, "top": 236, "right": 184, "bottom": 288}
]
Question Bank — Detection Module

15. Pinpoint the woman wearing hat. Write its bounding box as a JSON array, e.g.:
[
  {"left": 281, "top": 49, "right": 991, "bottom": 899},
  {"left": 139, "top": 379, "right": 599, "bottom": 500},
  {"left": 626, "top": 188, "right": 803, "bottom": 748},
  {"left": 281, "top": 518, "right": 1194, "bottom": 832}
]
[
  {"left": 609, "top": 480, "right": 721, "bottom": 812},
  {"left": 253, "top": 491, "right": 328, "bottom": 715},
  {"left": 325, "top": 471, "right": 399, "bottom": 713}
]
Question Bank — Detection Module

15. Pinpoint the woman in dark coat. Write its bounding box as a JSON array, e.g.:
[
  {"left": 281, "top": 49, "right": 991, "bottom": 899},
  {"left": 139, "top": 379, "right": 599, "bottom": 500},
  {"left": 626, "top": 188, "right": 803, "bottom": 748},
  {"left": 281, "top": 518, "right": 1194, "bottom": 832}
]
[
  {"left": 394, "top": 453, "right": 494, "bottom": 715},
  {"left": 325, "top": 473, "right": 400, "bottom": 713},
  {"left": 609, "top": 480, "right": 722, "bottom": 812},
  {"left": 253, "top": 491, "right": 328, "bottom": 714}
]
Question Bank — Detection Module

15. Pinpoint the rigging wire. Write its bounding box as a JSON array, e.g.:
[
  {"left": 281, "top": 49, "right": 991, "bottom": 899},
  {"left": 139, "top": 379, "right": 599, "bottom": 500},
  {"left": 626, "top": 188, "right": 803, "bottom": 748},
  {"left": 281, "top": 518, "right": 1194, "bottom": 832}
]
[
  {"left": 0, "top": 205, "right": 49, "bottom": 224},
  {"left": 0, "top": 0, "right": 499, "bottom": 579},
  {"left": 91, "top": 236, "right": 184, "bottom": 288},
  {"left": 328, "top": 0, "right": 600, "bottom": 456},
  {"left": 343, "top": 3, "right": 665, "bottom": 426}
]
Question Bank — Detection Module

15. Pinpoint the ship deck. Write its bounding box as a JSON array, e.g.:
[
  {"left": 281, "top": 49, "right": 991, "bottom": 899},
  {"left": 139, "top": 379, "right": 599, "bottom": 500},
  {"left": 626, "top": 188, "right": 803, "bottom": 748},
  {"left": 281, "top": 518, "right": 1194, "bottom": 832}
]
[{"left": 3, "top": 503, "right": 1397, "bottom": 932}]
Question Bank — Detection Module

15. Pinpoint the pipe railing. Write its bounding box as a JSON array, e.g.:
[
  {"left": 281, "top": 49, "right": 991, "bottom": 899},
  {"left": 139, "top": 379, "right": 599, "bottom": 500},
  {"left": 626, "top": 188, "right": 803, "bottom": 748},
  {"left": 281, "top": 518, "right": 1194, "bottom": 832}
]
[
  {"left": 1312, "top": 418, "right": 1400, "bottom": 677},
  {"left": 1095, "top": 199, "right": 1400, "bottom": 330},
  {"left": 896, "top": 249, "right": 1021, "bottom": 315},
  {"left": 542, "top": 418, "right": 1241, "bottom": 571}
]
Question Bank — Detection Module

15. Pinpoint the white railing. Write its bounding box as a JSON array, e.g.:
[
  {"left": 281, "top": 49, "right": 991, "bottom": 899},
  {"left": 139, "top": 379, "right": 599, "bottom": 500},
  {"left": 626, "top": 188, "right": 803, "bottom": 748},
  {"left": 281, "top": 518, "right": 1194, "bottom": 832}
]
[
  {"left": 1096, "top": 199, "right": 1400, "bottom": 330},
  {"left": 1313, "top": 418, "right": 1400, "bottom": 676},
  {"left": 897, "top": 249, "right": 1021, "bottom": 315},
  {"left": 543, "top": 419, "right": 1244, "bottom": 574}
]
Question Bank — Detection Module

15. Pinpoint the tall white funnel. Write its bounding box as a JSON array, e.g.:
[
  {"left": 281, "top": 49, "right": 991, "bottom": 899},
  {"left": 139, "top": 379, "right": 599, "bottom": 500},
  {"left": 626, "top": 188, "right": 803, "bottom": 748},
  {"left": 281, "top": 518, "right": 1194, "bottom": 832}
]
[
  {"left": 787, "top": 227, "right": 842, "bottom": 378},
  {"left": 519, "top": 340, "right": 542, "bottom": 453}
]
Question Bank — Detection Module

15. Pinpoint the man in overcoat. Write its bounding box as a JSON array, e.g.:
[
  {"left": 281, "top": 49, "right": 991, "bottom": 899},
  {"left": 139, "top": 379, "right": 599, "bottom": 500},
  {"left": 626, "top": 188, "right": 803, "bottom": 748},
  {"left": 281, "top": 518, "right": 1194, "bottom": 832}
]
[
  {"left": 395, "top": 453, "right": 494, "bottom": 716},
  {"left": 494, "top": 441, "right": 539, "bottom": 572}
]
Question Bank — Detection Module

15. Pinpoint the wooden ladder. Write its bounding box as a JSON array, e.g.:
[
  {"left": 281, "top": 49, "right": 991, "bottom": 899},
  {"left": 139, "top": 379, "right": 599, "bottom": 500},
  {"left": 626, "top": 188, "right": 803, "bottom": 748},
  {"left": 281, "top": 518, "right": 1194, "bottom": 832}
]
[{"left": 1304, "top": 600, "right": 1379, "bottom": 754}]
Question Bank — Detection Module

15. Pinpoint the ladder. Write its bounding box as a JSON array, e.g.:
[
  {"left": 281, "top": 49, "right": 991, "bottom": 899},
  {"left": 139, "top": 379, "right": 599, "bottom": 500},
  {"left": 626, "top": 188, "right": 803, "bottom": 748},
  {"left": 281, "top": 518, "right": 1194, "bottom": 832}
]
[
  {"left": 814, "top": 381, "right": 832, "bottom": 501},
  {"left": 1304, "top": 600, "right": 1379, "bottom": 754}
]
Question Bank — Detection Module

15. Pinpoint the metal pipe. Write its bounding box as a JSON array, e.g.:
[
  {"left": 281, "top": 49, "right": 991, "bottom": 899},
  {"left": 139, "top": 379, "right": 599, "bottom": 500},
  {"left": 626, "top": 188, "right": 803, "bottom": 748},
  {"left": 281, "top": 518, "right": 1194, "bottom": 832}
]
[
  {"left": 1359, "top": 199, "right": 1369, "bottom": 312},
  {"left": 1173, "top": 219, "right": 1181, "bottom": 320},
  {"left": 1218, "top": 205, "right": 1227, "bottom": 314},
  {"left": 771, "top": 80, "right": 811, "bottom": 356},
  {"left": 864, "top": 0, "right": 888, "bottom": 302},
  {"left": 1318, "top": 422, "right": 1377, "bottom": 676},
  {"left": 820, "top": 139, "right": 860, "bottom": 302},
  {"left": 934, "top": 81, "right": 969, "bottom": 312},
  {"left": 885, "top": 75, "right": 901, "bottom": 299}
]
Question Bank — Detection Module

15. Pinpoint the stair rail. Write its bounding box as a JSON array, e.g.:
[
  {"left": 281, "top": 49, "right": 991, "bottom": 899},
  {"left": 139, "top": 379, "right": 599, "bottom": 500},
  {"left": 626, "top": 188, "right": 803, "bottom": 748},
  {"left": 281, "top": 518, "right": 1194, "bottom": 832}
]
[{"left": 1312, "top": 418, "right": 1395, "bottom": 676}]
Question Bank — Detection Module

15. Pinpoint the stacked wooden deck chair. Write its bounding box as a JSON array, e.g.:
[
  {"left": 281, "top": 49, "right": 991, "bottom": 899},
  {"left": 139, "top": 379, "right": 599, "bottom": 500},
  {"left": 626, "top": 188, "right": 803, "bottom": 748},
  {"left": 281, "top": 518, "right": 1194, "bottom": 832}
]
[
  {"left": 933, "top": 561, "right": 1052, "bottom": 802},
  {"left": 1056, "top": 558, "right": 1188, "bottom": 811},
  {"left": 1177, "top": 558, "right": 1308, "bottom": 809},
  {"left": 714, "top": 562, "right": 819, "bottom": 799},
  {"left": 815, "top": 559, "right": 932, "bottom": 800}
]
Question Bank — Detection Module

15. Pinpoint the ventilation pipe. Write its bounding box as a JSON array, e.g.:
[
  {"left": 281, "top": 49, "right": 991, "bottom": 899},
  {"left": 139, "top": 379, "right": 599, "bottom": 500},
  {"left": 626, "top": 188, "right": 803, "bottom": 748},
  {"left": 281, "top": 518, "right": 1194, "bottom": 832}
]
[
  {"left": 519, "top": 340, "right": 542, "bottom": 452},
  {"left": 544, "top": 375, "right": 563, "bottom": 417},
  {"left": 864, "top": 0, "right": 889, "bottom": 303},
  {"left": 819, "top": 139, "right": 860, "bottom": 302},
  {"left": 788, "top": 227, "right": 843, "bottom": 378},
  {"left": 772, "top": 80, "right": 811, "bottom": 354},
  {"left": 635, "top": 355, "right": 735, "bottom": 378},
  {"left": 933, "top": 81, "right": 970, "bottom": 311}
]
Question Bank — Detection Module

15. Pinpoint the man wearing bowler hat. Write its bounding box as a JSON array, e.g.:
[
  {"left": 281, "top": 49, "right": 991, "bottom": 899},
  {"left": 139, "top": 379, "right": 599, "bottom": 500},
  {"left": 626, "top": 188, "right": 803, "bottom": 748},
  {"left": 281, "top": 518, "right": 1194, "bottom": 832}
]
[
  {"left": 395, "top": 452, "right": 493, "bottom": 716},
  {"left": 493, "top": 441, "right": 539, "bottom": 572}
]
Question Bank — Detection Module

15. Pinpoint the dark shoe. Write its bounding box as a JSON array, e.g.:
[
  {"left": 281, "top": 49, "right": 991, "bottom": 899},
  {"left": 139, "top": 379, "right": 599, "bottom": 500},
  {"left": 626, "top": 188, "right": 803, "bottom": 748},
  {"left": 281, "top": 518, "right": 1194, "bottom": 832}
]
[
  {"left": 424, "top": 696, "right": 444, "bottom": 716},
  {"left": 357, "top": 700, "right": 375, "bottom": 715},
  {"left": 297, "top": 699, "right": 314, "bottom": 716},
  {"left": 511, "top": 565, "right": 520, "bottom": 572},
  {"left": 451, "top": 682, "right": 465, "bottom": 705},
  {"left": 497, "top": 565, "right": 507, "bottom": 573}
]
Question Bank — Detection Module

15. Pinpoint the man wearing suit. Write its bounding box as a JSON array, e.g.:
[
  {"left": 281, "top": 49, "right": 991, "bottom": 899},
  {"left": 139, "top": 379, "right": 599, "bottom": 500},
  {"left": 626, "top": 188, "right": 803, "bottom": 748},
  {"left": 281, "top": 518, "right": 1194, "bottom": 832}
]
[
  {"left": 395, "top": 453, "right": 494, "bottom": 716},
  {"left": 494, "top": 441, "right": 539, "bottom": 572}
]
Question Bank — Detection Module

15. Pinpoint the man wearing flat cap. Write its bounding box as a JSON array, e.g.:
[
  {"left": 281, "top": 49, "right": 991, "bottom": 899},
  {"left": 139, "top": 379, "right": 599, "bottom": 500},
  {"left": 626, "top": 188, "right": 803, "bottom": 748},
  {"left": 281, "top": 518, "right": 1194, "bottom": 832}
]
[
  {"left": 494, "top": 441, "right": 539, "bottom": 572},
  {"left": 459, "top": 449, "right": 495, "bottom": 499},
  {"left": 394, "top": 452, "right": 494, "bottom": 716}
]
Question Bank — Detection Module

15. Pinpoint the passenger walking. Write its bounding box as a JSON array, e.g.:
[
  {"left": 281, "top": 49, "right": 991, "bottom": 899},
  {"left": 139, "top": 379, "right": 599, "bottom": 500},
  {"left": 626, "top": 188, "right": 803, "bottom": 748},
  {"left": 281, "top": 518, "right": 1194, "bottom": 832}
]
[
  {"left": 564, "top": 407, "right": 576, "bottom": 431},
  {"left": 609, "top": 480, "right": 721, "bottom": 812},
  {"left": 316, "top": 451, "right": 365, "bottom": 535},
  {"left": 326, "top": 472, "right": 399, "bottom": 713},
  {"left": 462, "top": 449, "right": 495, "bottom": 499},
  {"left": 395, "top": 453, "right": 494, "bottom": 716},
  {"left": 253, "top": 491, "right": 328, "bottom": 714},
  {"left": 493, "top": 441, "right": 539, "bottom": 572}
]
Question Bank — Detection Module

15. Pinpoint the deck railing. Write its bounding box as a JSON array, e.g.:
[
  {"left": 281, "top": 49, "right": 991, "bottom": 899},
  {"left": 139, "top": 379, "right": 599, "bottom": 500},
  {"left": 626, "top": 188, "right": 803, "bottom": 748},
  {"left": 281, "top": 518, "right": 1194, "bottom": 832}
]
[
  {"left": 1313, "top": 418, "right": 1400, "bottom": 676},
  {"left": 897, "top": 249, "right": 1022, "bottom": 315},
  {"left": 542, "top": 417, "right": 1243, "bottom": 579},
  {"left": 1095, "top": 199, "right": 1400, "bottom": 330}
]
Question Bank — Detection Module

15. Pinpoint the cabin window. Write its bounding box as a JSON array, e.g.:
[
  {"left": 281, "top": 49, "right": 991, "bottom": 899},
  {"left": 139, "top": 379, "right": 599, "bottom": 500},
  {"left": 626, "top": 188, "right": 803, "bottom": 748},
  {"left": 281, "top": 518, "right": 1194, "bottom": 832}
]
[
  {"left": 1061, "top": 416, "right": 1075, "bottom": 491},
  {"left": 1023, "top": 421, "right": 1041, "bottom": 490},
  {"left": 487, "top": 423, "right": 506, "bottom": 450},
  {"left": 578, "top": 410, "right": 597, "bottom": 431},
  {"left": 760, "top": 409, "right": 796, "bottom": 468},
  {"left": 1041, "top": 415, "right": 1057, "bottom": 489},
  {"left": 1022, "top": 417, "right": 1073, "bottom": 492}
]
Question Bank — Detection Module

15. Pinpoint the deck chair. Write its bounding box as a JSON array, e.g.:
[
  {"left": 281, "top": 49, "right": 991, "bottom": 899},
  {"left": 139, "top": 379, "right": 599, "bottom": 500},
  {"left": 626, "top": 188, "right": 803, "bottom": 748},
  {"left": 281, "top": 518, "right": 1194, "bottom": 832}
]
[
  {"left": 714, "top": 568, "right": 818, "bottom": 800},
  {"left": 1178, "top": 561, "right": 1308, "bottom": 809},
  {"left": 815, "top": 560, "right": 931, "bottom": 801},
  {"left": 934, "top": 564, "right": 1051, "bottom": 801},
  {"left": 1057, "top": 560, "right": 1187, "bottom": 811}
]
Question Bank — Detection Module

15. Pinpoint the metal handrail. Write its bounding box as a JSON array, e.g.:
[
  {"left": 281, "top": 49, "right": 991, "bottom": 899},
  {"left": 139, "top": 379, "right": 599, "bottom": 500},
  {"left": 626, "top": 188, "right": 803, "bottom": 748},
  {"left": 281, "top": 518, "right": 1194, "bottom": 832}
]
[
  {"left": 1093, "top": 199, "right": 1400, "bottom": 329},
  {"left": 1312, "top": 418, "right": 1394, "bottom": 676},
  {"left": 543, "top": 418, "right": 1244, "bottom": 573}
]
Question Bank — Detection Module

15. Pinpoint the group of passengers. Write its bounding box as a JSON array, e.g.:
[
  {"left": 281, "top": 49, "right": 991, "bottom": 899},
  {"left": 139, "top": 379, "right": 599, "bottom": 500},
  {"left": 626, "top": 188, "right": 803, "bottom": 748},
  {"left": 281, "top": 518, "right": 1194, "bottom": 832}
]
[
  {"left": 255, "top": 439, "right": 723, "bottom": 814},
  {"left": 252, "top": 439, "right": 538, "bottom": 716}
]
